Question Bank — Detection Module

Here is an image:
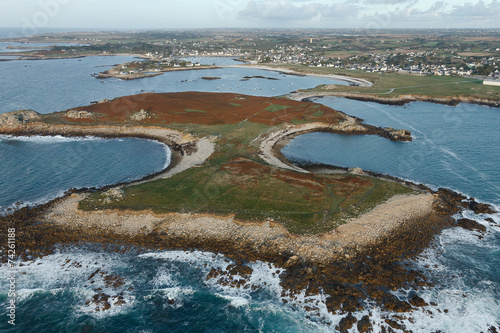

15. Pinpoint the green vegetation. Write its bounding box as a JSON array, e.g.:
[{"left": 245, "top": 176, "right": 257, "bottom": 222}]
[
  {"left": 73, "top": 92, "right": 419, "bottom": 235},
  {"left": 264, "top": 104, "right": 291, "bottom": 112},
  {"left": 336, "top": 73, "right": 499, "bottom": 100},
  {"left": 80, "top": 158, "right": 414, "bottom": 235},
  {"left": 183, "top": 109, "right": 207, "bottom": 113}
]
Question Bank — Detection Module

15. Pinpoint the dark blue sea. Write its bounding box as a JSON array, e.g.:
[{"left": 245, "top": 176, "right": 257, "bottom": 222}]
[
  {"left": 282, "top": 97, "right": 500, "bottom": 332},
  {"left": 0, "top": 36, "right": 499, "bottom": 332}
]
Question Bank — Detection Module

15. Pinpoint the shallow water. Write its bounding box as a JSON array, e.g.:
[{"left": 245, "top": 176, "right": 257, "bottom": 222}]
[
  {"left": 283, "top": 97, "right": 500, "bottom": 205},
  {"left": 0, "top": 135, "right": 170, "bottom": 214}
]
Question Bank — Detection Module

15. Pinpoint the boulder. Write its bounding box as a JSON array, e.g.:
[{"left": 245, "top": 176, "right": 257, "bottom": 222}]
[
  {"left": 385, "top": 127, "right": 412, "bottom": 141},
  {"left": 0, "top": 109, "right": 40, "bottom": 126},
  {"left": 65, "top": 109, "right": 96, "bottom": 119},
  {"left": 338, "top": 313, "right": 357, "bottom": 333},
  {"left": 457, "top": 218, "right": 486, "bottom": 232},
  {"left": 357, "top": 315, "right": 373, "bottom": 333},
  {"left": 130, "top": 109, "right": 152, "bottom": 121}
]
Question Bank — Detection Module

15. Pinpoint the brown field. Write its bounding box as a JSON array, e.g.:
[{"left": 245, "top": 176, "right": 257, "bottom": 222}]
[{"left": 68, "top": 92, "right": 344, "bottom": 126}]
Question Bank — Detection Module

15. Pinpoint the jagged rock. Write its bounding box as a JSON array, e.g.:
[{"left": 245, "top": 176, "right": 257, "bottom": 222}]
[
  {"left": 283, "top": 255, "right": 300, "bottom": 268},
  {"left": 102, "top": 187, "right": 124, "bottom": 204},
  {"left": 0, "top": 110, "right": 40, "bottom": 126},
  {"left": 488, "top": 325, "right": 499, "bottom": 333},
  {"left": 333, "top": 117, "right": 367, "bottom": 132},
  {"left": 457, "top": 218, "right": 486, "bottom": 232},
  {"left": 65, "top": 109, "right": 96, "bottom": 119},
  {"left": 338, "top": 313, "right": 357, "bottom": 332},
  {"left": 349, "top": 167, "right": 364, "bottom": 175},
  {"left": 130, "top": 109, "right": 152, "bottom": 121},
  {"left": 485, "top": 217, "right": 495, "bottom": 224},
  {"left": 409, "top": 294, "right": 428, "bottom": 307},
  {"left": 385, "top": 318, "right": 404, "bottom": 330},
  {"left": 468, "top": 200, "right": 496, "bottom": 214},
  {"left": 357, "top": 315, "right": 373, "bottom": 333},
  {"left": 384, "top": 127, "right": 412, "bottom": 141}
]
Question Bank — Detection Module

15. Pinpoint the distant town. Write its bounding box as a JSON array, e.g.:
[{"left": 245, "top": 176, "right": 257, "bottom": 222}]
[{"left": 3, "top": 29, "right": 500, "bottom": 85}]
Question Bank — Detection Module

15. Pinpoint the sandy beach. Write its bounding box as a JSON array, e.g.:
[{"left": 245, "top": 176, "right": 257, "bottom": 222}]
[{"left": 223, "top": 64, "right": 373, "bottom": 87}]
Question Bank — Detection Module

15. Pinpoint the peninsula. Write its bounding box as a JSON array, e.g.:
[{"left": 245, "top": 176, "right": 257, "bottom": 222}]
[{"left": 0, "top": 92, "right": 490, "bottom": 330}]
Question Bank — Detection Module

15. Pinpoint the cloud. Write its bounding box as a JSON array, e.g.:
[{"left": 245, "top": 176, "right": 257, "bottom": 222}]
[
  {"left": 362, "top": 0, "right": 412, "bottom": 4},
  {"left": 239, "top": 1, "right": 322, "bottom": 20},
  {"left": 360, "top": 0, "right": 500, "bottom": 28},
  {"left": 358, "top": 1, "right": 446, "bottom": 28},
  {"left": 448, "top": 0, "right": 500, "bottom": 17},
  {"left": 238, "top": 0, "right": 359, "bottom": 21}
]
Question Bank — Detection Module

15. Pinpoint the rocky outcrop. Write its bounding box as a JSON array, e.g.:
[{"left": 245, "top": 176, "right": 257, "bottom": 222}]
[
  {"left": 384, "top": 127, "right": 412, "bottom": 141},
  {"left": 65, "top": 109, "right": 99, "bottom": 119},
  {"left": 316, "top": 93, "right": 500, "bottom": 108},
  {"left": 331, "top": 116, "right": 368, "bottom": 133},
  {"left": 130, "top": 109, "right": 153, "bottom": 121},
  {"left": 0, "top": 110, "right": 40, "bottom": 127},
  {"left": 457, "top": 218, "right": 487, "bottom": 232}
]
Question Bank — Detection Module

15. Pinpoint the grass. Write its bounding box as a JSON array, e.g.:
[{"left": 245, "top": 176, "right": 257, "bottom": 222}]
[
  {"left": 43, "top": 91, "right": 420, "bottom": 235},
  {"left": 264, "top": 105, "right": 291, "bottom": 112},
  {"left": 310, "top": 72, "right": 500, "bottom": 101},
  {"left": 80, "top": 160, "right": 415, "bottom": 235},
  {"left": 183, "top": 109, "right": 207, "bottom": 113},
  {"left": 78, "top": 114, "right": 416, "bottom": 235},
  {"left": 265, "top": 63, "right": 500, "bottom": 101}
]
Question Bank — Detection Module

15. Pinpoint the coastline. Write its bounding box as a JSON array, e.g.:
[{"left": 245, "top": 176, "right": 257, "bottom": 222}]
[
  {"left": 0, "top": 122, "right": 215, "bottom": 184},
  {"left": 223, "top": 64, "right": 373, "bottom": 87},
  {"left": 96, "top": 65, "right": 219, "bottom": 81},
  {"left": 1, "top": 94, "right": 494, "bottom": 327},
  {"left": 289, "top": 91, "right": 500, "bottom": 108}
]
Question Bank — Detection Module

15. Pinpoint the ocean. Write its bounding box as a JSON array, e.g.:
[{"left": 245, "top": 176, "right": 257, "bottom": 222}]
[
  {"left": 0, "top": 55, "right": 346, "bottom": 115},
  {"left": 0, "top": 135, "right": 170, "bottom": 214},
  {"left": 0, "top": 35, "right": 499, "bottom": 332},
  {"left": 282, "top": 97, "right": 500, "bottom": 332}
]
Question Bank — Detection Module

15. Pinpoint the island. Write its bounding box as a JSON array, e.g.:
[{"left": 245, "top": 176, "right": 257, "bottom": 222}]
[
  {"left": 0, "top": 92, "right": 492, "bottom": 330},
  {"left": 94, "top": 59, "right": 219, "bottom": 80}
]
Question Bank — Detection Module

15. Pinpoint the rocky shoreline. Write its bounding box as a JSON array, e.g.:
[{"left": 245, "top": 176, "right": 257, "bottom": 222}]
[
  {"left": 0, "top": 105, "right": 496, "bottom": 331},
  {"left": 1, "top": 176, "right": 490, "bottom": 330},
  {"left": 295, "top": 91, "right": 500, "bottom": 108},
  {"left": 95, "top": 64, "right": 219, "bottom": 81}
]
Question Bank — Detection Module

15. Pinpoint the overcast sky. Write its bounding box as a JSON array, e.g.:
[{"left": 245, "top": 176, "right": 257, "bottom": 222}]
[{"left": 1, "top": 0, "right": 499, "bottom": 31}]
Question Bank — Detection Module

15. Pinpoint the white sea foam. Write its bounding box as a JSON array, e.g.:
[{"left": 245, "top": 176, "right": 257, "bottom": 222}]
[
  {"left": 160, "top": 142, "right": 172, "bottom": 169},
  {"left": 0, "top": 134, "right": 106, "bottom": 144},
  {"left": 0, "top": 249, "right": 137, "bottom": 318},
  {"left": 216, "top": 294, "right": 250, "bottom": 307},
  {"left": 0, "top": 188, "right": 72, "bottom": 217},
  {"left": 139, "top": 250, "right": 232, "bottom": 271}
]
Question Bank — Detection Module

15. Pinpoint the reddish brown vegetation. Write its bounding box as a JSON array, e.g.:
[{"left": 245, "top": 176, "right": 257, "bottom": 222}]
[{"left": 69, "top": 92, "right": 344, "bottom": 126}]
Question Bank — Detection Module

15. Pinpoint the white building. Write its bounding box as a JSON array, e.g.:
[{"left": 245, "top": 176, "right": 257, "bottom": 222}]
[{"left": 483, "top": 78, "right": 500, "bottom": 86}]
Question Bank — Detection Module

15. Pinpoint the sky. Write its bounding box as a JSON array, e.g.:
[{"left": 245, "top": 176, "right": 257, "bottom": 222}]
[{"left": 1, "top": 0, "right": 499, "bottom": 32}]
